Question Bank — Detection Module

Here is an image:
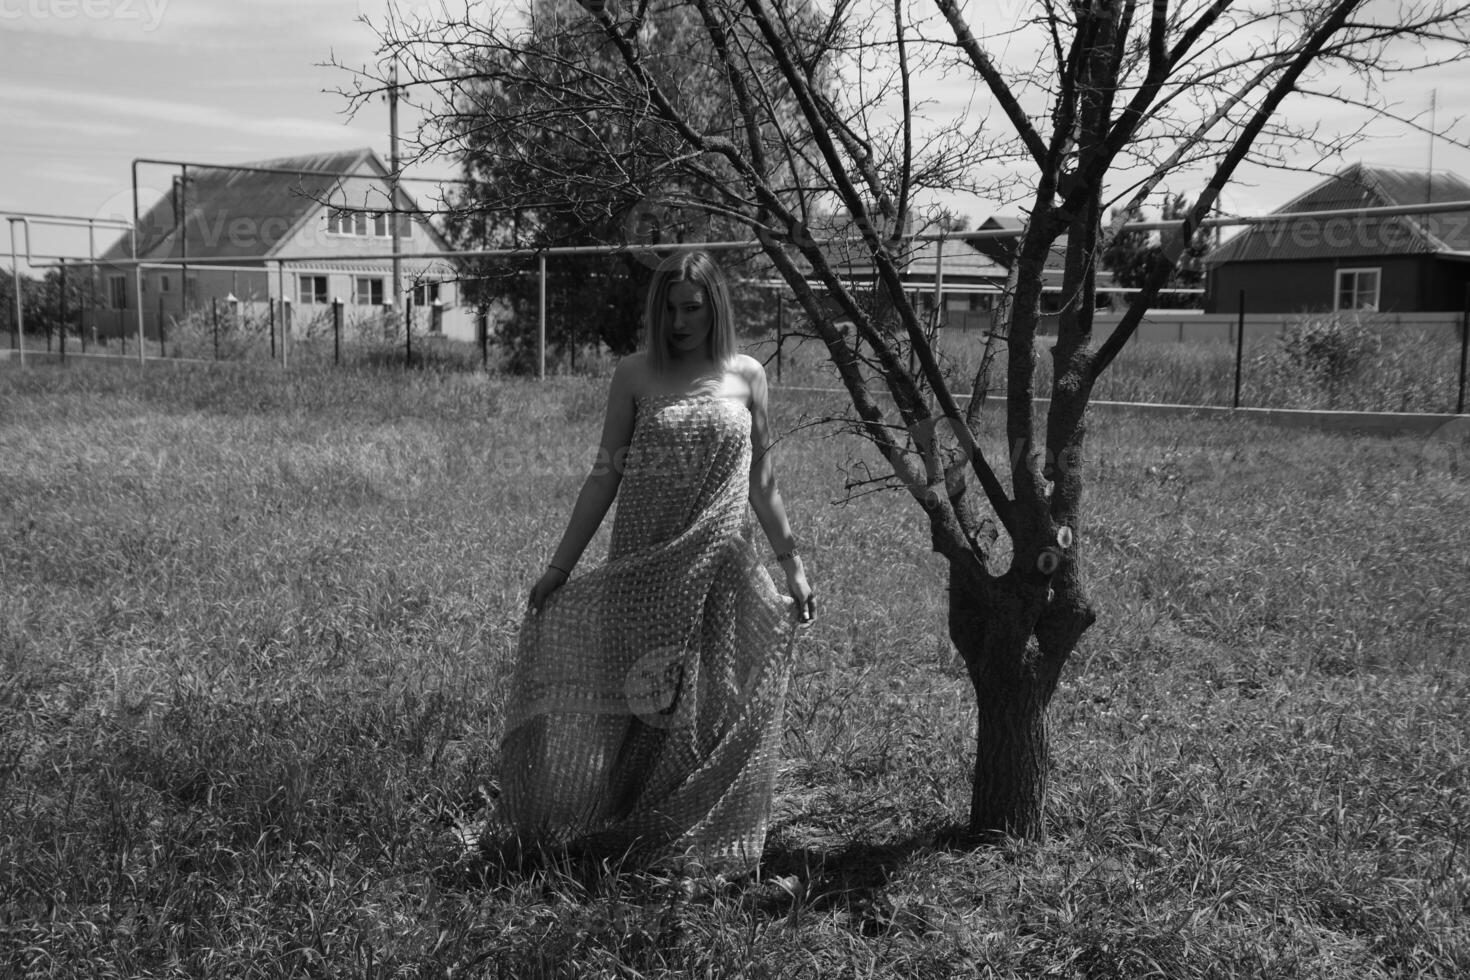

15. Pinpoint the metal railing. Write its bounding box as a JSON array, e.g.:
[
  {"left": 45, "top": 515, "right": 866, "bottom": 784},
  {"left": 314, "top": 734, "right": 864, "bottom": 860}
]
[{"left": 7, "top": 196, "right": 1470, "bottom": 413}]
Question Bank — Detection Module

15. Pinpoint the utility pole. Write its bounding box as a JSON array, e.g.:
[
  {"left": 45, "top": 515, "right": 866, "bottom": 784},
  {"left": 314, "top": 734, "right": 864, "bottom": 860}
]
[
  {"left": 389, "top": 61, "right": 404, "bottom": 328},
  {"left": 177, "top": 168, "right": 189, "bottom": 329},
  {"left": 1427, "top": 89, "right": 1437, "bottom": 203}
]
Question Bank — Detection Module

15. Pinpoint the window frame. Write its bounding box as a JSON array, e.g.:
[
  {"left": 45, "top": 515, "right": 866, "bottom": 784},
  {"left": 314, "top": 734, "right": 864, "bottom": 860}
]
[
  {"left": 1335, "top": 267, "right": 1381, "bottom": 312},
  {"left": 354, "top": 276, "right": 385, "bottom": 306},
  {"left": 298, "top": 275, "right": 329, "bottom": 305},
  {"left": 107, "top": 275, "right": 127, "bottom": 310},
  {"left": 326, "top": 209, "right": 392, "bottom": 239},
  {"left": 411, "top": 280, "right": 441, "bottom": 308}
]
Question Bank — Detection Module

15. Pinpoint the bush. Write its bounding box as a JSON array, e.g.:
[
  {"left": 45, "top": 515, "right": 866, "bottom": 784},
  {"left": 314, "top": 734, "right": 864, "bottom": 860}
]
[
  {"left": 164, "top": 304, "right": 276, "bottom": 361},
  {"left": 1245, "top": 311, "right": 1400, "bottom": 409},
  {"left": 1275, "top": 312, "right": 1382, "bottom": 399}
]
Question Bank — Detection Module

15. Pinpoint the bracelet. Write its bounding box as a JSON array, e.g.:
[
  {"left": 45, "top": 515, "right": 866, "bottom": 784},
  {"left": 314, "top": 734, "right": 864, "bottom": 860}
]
[
  {"left": 547, "top": 563, "right": 570, "bottom": 578},
  {"left": 774, "top": 546, "right": 800, "bottom": 563}
]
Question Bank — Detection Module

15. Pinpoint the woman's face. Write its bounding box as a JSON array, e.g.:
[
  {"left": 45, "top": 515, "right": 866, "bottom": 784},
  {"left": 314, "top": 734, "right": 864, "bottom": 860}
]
[{"left": 665, "top": 280, "right": 713, "bottom": 358}]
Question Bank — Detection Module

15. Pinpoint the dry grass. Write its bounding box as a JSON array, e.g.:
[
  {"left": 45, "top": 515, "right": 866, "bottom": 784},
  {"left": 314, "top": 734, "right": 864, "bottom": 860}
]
[
  {"left": 1, "top": 358, "right": 1467, "bottom": 978},
  {"left": 754, "top": 319, "right": 1466, "bottom": 414}
]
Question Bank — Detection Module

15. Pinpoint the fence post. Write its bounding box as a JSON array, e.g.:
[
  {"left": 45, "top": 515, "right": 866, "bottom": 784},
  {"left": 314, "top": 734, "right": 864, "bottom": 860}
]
[
  {"left": 776, "top": 299, "right": 785, "bottom": 384},
  {"left": 8, "top": 220, "right": 24, "bottom": 367},
  {"left": 931, "top": 235, "right": 946, "bottom": 381},
  {"left": 157, "top": 293, "right": 166, "bottom": 357},
  {"left": 134, "top": 266, "right": 145, "bottom": 367},
  {"left": 79, "top": 263, "right": 87, "bottom": 354},
  {"left": 1458, "top": 283, "right": 1468, "bottom": 415},
  {"left": 1233, "top": 289, "right": 1246, "bottom": 409},
  {"left": 225, "top": 293, "right": 238, "bottom": 361},
  {"left": 211, "top": 296, "right": 219, "bottom": 360},
  {"left": 59, "top": 258, "right": 67, "bottom": 362},
  {"left": 268, "top": 297, "right": 276, "bottom": 360},
  {"left": 83, "top": 224, "right": 93, "bottom": 354},
  {"left": 538, "top": 252, "right": 547, "bottom": 380},
  {"left": 278, "top": 263, "right": 289, "bottom": 371},
  {"left": 333, "top": 297, "right": 342, "bottom": 366},
  {"left": 479, "top": 305, "right": 488, "bottom": 371}
]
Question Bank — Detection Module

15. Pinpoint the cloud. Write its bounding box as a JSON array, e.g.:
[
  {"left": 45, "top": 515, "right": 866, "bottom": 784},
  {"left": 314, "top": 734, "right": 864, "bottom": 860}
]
[
  {"left": 4, "top": 81, "right": 367, "bottom": 143},
  {"left": 0, "top": 102, "right": 137, "bottom": 139},
  {"left": 0, "top": 0, "right": 173, "bottom": 40},
  {"left": 25, "top": 161, "right": 120, "bottom": 188}
]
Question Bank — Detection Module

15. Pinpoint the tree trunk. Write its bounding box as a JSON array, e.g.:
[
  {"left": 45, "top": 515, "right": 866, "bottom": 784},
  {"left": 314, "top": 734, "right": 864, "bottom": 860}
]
[
  {"left": 964, "top": 635, "right": 1051, "bottom": 840},
  {"left": 949, "top": 560, "right": 1071, "bottom": 841}
]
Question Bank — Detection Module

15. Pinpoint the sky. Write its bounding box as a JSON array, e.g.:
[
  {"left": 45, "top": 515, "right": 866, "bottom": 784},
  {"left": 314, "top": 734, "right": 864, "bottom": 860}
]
[
  {"left": 3, "top": 0, "right": 1469, "bottom": 270},
  {"left": 2, "top": 0, "right": 440, "bottom": 266}
]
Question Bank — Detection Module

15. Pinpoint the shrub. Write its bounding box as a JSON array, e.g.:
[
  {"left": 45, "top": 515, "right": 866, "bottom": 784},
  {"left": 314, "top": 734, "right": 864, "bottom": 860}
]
[
  {"left": 164, "top": 304, "right": 275, "bottom": 361},
  {"left": 1274, "top": 311, "right": 1382, "bottom": 401}
]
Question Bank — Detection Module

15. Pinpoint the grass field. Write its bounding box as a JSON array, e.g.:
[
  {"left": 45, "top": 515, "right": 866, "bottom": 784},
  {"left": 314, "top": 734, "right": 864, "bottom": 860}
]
[
  {"left": 2, "top": 358, "right": 1468, "bottom": 978},
  {"left": 12, "top": 299, "right": 1465, "bottom": 415},
  {"left": 757, "top": 319, "right": 1467, "bottom": 414}
]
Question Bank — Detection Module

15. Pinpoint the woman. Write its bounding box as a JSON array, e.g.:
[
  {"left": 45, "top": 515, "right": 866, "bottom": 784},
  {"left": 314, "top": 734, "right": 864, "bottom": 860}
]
[{"left": 500, "top": 251, "right": 814, "bottom": 872}]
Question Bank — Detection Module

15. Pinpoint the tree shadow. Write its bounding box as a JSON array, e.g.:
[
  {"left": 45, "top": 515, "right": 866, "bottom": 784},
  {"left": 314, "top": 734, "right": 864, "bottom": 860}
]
[
  {"left": 743, "top": 820, "right": 986, "bottom": 928},
  {"left": 434, "top": 819, "right": 994, "bottom": 923}
]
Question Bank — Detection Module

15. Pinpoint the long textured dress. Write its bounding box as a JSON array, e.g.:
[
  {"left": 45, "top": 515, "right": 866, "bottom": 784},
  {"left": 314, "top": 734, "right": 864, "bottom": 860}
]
[{"left": 500, "top": 389, "right": 800, "bottom": 870}]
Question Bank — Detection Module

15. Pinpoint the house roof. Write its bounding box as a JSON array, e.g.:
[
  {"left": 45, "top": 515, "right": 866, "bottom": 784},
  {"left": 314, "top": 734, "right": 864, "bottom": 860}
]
[
  {"left": 979, "top": 216, "right": 1025, "bottom": 231},
  {"left": 902, "top": 237, "right": 1010, "bottom": 282},
  {"left": 101, "top": 147, "right": 448, "bottom": 263},
  {"left": 970, "top": 216, "right": 1098, "bottom": 284},
  {"left": 1206, "top": 163, "right": 1470, "bottom": 265},
  {"left": 818, "top": 234, "right": 1011, "bottom": 285}
]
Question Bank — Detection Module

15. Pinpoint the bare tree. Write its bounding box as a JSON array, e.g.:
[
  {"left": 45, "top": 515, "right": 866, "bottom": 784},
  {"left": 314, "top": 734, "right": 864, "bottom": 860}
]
[{"left": 345, "top": 0, "right": 1470, "bottom": 839}]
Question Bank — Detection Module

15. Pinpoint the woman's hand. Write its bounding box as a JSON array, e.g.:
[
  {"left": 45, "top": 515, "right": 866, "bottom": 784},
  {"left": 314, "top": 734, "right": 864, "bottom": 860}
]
[
  {"left": 784, "top": 561, "right": 815, "bottom": 624},
  {"left": 528, "top": 566, "right": 569, "bottom": 614}
]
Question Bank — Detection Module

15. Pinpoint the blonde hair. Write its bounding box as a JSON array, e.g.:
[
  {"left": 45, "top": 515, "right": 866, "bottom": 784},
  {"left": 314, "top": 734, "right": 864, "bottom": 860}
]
[{"left": 643, "top": 251, "right": 736, "bottom": 371}]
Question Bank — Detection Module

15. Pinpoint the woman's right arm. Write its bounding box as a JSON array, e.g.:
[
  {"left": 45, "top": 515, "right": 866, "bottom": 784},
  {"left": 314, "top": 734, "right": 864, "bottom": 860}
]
[{"left": 528, "top": 356, "right": 640, "bottom": 612}]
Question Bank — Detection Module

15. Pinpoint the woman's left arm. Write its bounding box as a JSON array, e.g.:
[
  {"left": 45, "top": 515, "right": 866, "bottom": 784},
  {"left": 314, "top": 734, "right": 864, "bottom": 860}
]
[{"left": 744, "top": 355, "right": 815, "bottom": 624}]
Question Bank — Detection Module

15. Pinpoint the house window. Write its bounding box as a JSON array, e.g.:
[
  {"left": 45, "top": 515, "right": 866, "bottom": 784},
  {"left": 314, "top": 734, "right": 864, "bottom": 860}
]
[
  {"left": 412, "top": 281, "right": 440, "bottom": 307},
  {"left": 354, "top": 276, "right": 385, "bottom": 306},
  {"left": 107, "top": 275, "right": 127, "bottom": 310},
  {"left": 1335, "top": 268, "right": 1380, "bottom": 311},
  {"left": 327, "top": 209, "right": 391, "bottom": 238},
  {"left": 160, "top": 274, "right": 171, "bottom": 293},
  {"left": 298, "top": 275, "right": 329, "bottom": 305}
]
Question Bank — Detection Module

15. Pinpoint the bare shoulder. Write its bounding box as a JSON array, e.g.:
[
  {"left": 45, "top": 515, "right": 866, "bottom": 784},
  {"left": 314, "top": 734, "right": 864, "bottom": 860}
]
[
  {"left": 611, "top": 351, "right": 651, "bottom": 396},
  {"left": 732, "top": 353, "right": 767, "bottom": 391},
  {"left": 731, "top": 353, "right": 769, "bottom": 413}
]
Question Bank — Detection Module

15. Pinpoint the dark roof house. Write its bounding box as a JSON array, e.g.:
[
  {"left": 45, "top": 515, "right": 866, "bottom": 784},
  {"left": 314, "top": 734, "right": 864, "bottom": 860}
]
[
  {"left": 97, "top": 148, "right": 474, "bottom": 342},
  {"left": 1204, "top": 163, "right": 1470, "bottom": 313},
  {"left": 102, "top": 147, "right": 452, "bottom": 265}
]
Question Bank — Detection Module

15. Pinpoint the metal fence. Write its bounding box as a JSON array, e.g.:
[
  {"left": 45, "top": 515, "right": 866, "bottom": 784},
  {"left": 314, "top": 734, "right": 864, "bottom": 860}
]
[{"left": 7, "top": 207, "right": 1470, "bottom": 415}]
